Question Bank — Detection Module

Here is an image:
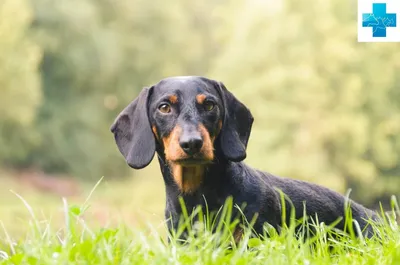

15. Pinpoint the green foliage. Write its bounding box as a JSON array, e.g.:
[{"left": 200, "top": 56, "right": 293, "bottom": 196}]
[
  {"left": 26, "top": 0, "right": 226, "bottom": 179},
  {"left": 210, "top": 0, "right": 400, "bottom": 204},
  {"left": 0, "top": 0, "right": 42, "bottom": 166},
  {"left": 0, "top": 0, "right": 398, "bottom": 203}
]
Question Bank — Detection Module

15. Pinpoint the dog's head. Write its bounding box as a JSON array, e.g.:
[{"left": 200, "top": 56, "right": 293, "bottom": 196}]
[{"left": 111, "top": 76, "right": 253, "bottom": 190}]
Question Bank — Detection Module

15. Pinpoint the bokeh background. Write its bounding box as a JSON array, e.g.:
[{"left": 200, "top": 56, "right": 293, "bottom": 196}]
[{"left": 1, "top": 0, "right": 399, "bottom": 236}]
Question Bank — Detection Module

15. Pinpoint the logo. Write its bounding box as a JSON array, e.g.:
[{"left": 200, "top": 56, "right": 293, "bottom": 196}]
[{"left": 358, "top": 0, "right": 400, "bottom": 42}]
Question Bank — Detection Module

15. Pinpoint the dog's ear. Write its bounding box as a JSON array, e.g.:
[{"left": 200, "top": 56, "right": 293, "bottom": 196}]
[
  {"left": 214, "top": 82, "right": 254, "bottom": 162},
  {"left": 110, "top": 87, "right": 155, "bottom": 169}
]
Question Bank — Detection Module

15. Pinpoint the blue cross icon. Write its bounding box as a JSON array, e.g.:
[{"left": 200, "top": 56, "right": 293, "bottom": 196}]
[{"left": 362, "top": 3, "right": 397, "bottom": 37}]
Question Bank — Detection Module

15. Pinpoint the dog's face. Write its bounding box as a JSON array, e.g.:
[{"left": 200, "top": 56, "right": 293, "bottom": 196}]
[
  {"left": 148, "top": 77, "right": 223, "bottom": 166},
  {"left": 111, "top": 76, "right": 254, "bottom": 192}
]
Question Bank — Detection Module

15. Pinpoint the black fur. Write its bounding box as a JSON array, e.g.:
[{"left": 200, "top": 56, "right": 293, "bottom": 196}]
[
  {"left": 215, "top": 82, "right": 254, "bottom": 162},
  {"left": 111, "top": 76, "right": 378, "bottom": 239},
  {"left": 110, "top": 87, "right": 156, "bottom": 169}
]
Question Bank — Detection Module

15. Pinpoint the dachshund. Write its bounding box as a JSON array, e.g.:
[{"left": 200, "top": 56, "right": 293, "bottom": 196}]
[{"left": 111, "top": 76, "right": 378, "bottom": 240}]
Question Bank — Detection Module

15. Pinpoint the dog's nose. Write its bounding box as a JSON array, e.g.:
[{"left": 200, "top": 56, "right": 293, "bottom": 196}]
[{"left": 179, "top": 136, "right": 203, "bottom": 155}]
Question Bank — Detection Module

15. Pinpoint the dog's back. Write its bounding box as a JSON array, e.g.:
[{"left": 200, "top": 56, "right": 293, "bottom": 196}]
[{"left": 256, "top": 168, "right": 377, "bottom": 236}]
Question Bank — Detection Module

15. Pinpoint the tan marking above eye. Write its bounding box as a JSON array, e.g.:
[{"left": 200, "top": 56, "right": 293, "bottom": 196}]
[
  {"left": 196, "top": 94, "right": 215, "bottom": 111},
  {"left": 196, "top": 94, "right": 207, "bottom": 104},
  {"left": 169, "top": 95, "right": 178, "bottom": 104}
]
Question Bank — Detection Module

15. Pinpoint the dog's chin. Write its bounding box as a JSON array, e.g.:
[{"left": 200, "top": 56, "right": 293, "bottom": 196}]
[{"left": 172, "top": 157, "right": 212, "bottom": 167}]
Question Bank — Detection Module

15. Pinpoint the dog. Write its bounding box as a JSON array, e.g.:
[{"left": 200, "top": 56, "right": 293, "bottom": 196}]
[{"left": 111, "top": 76, "right": 378, "bottom": 240}]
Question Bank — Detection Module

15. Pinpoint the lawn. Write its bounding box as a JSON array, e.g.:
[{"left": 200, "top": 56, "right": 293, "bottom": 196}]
[{"left": 0, "top": 163, "right": 399, "bottom": 264}]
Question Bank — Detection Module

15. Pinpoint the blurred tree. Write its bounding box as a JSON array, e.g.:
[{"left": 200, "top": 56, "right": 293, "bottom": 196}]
[
  {"left": 0, "top": 0, "right": 42, "bottom": 166},
  {"left": 210, "top": 0, "right": 400, "bottom": 204}
]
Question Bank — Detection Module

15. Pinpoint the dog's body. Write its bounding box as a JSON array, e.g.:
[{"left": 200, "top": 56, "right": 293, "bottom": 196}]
[{"left": 111, "top": 76, "right": 377, "bottom": 239}]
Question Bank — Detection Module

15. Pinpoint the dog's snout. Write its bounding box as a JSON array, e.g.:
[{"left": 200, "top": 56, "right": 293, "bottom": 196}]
[{"left": 179, "top": 135, "right": 203, "bottom": 155}]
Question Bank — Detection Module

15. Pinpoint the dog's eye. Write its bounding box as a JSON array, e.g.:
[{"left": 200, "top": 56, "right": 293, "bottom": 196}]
[
  {"left": 158, "top": 103, "right": 171, "bottom": 114},
  {"left": 203, "top": 100, "right": 215, "bottom": 111}
]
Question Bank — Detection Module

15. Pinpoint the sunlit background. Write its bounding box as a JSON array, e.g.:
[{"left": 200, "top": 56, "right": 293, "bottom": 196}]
[{"left": 0, "top": 0, "right": 399, "bottom": 237}]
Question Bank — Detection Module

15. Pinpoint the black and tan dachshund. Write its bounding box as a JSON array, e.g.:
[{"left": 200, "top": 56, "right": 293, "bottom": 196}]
[{"left": 111, "top": 76, "right": 377, "bottom": 239}]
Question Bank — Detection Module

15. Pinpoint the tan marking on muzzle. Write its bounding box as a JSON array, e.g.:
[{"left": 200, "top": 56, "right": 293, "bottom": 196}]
[
  {"left": 162, "top": 126, "right": 186, "bottom": 161},
  {"left": 218, "top": 120, "right": 223, "bottom": 132},
  {"left": 162, "top": 124, "right": 215, "bottom": 193},
  {"left": 152, "top": 125, "right": 159, "bottom": 140},
  {"left": 198, "top": 124, "right": 214, "bottom": 161}
]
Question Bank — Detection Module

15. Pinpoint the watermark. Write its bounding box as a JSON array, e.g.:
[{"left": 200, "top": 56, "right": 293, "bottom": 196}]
[{"left": 358, "top": 0, "right": 400, "bottom": 42}]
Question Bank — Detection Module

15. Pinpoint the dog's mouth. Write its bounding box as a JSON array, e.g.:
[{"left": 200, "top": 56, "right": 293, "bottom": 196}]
[{"left": 172, "top": 157, "right": 212, "bottom": 166}]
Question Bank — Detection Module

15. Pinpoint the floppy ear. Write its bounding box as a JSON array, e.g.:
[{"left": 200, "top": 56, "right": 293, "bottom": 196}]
[
  {"left": 215, "top": 82, "right": 254, "bottom": 162},
  {"left": 110, "top": 87, "right": 155, "bottom": 169}
]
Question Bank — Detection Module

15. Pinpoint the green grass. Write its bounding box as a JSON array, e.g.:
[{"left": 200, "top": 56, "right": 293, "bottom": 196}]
[
  {"left": 0, "top": 176, "right": 399, "bottom": 265},
  {"left": 0, "top": 163, "right": 166, "bottom": 238}
]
